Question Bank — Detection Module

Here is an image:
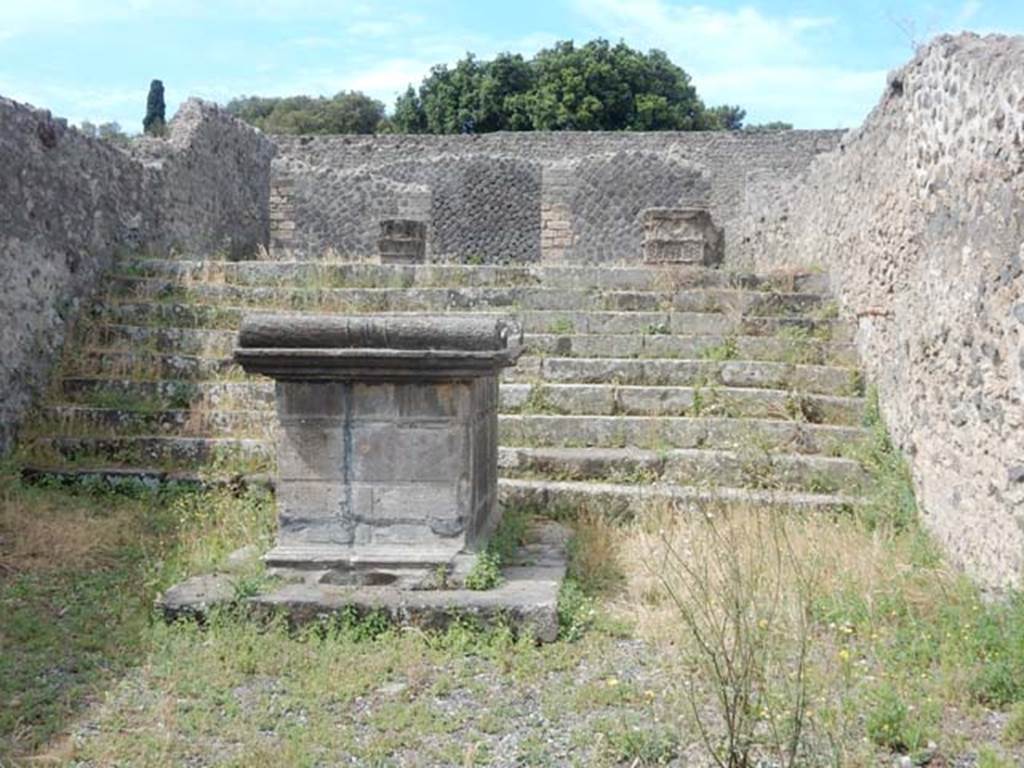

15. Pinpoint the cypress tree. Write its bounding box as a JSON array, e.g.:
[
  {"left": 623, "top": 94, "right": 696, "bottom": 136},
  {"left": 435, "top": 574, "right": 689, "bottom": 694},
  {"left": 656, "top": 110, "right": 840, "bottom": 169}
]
[{"left": 143, "top": 79, "right": 166, "bottom": 136}]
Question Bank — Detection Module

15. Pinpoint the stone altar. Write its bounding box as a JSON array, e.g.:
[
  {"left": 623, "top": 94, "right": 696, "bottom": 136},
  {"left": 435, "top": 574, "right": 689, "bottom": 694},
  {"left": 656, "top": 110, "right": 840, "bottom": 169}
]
[{"left": 233, "top": 313, "right": 522, "bottom": 581}]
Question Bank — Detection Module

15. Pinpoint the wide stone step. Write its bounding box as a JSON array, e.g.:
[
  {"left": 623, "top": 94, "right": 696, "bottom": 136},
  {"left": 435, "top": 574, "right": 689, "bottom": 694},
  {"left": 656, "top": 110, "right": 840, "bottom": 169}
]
[
  {"left": 500, "top": 383, "right": 864, "bottom": 424},
  {"left": 105, "top": 276, "right": 831, "bottom": 316},
  {"left": 62, "top": 351, "right": 863, "bottom": 397},
  {"left": 510, "top": 357, "right": 862, "bottom": 396},
  {"left": 101, "top": 303, "right": 855, "bottom": 340},
  {"left": 89, "top": 323, "right": 858, "bottom": 365},
  {"left": 37, "top": 376, "right": 868, "bottom": 440},
  {"left": 61, "top": 378, "right": 276, "bottom": 411},
  {"left": 64, "top": 350, "right": 244, "bottom": 381},
  {"left": 52, "top": 381, "right": 862, "bottom": 427},
  {"left": 116, "top": 257, "right": 832, "bottom": 294},
  {"left": 497, "top": 446, "right": 865, "bottom": 493},
  {"left": 41, "top": 406, "right": 274, "bottom": 439},
  {"left": 19, "top": 459, "right": 855, "bottom": 517},
  {"left": 499, "top": 477, "right": 857, "bottom": 517},
  {"left": 32, "top": 410, "right": 862, "bottom": 459},
  {"left": 499, "top": 414, "right": 862, "bottom": 455},
  {"left": 36, "top": 435, "right": 272, "bottom": 472}
]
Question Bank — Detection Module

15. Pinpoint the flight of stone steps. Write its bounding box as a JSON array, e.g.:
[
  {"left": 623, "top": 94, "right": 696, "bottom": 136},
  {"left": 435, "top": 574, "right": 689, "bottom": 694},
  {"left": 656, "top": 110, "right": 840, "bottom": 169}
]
[{"left": 18, "top": 255, "right": 871, "bottom": 516}]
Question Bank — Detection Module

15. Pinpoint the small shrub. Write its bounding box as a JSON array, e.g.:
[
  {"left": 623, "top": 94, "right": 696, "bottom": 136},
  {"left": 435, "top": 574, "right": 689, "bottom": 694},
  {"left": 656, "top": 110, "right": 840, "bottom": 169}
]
[
  {"left": 977, "top": 746, "right": 1015, "bottom": 768},
  {"left": 557, "top": 578, "right": 596, "bottom": 641},
  {"left": 464, "top": 505, "right": 528, "bottom": 591},
  {"left": 700, "top": 336, "right": 739, "bottom": 362},
  {"left": 865, "top": 685, "right": 927, "bottom": 753},
  {"left": 465, "top": 551, "right": 502, "bottom": 590},
  {"left": 655, "top": 506, "right": 815, "bottom": 768},
  {"left": 847, "top": 387, "right": 918, "bottom": 533},
  {"left": 548, "top": 318, "right": 575, "bottom": 335}
]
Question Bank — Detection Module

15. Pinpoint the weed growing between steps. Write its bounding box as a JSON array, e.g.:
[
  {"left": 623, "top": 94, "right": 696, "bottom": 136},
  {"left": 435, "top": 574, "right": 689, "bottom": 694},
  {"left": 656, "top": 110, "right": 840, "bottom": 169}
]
[{"left": 464, "top": 504, "right": 529, "bottom": 590}]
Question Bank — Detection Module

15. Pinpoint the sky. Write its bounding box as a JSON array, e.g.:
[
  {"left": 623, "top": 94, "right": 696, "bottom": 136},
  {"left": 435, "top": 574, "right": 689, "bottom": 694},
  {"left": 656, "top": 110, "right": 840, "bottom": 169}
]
[{"left": 1, "top": 0, "right": 1022, "bottom": 132}]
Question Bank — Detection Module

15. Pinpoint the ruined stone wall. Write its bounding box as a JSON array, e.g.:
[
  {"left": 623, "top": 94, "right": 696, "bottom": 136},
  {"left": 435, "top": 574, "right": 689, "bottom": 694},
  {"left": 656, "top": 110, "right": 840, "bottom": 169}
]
[
  {"left": 130, "top": 99, "right": 276, "bottom": 257},
  {"left": 759, "top": 34, "right": 1024, "bottom": 590},
  {"left": 0, "top": 96, "right": 274, "bottom": 453},
  {"left": 0, "top": 97, "right": 143, "bottom": 453},
  {"left": 272, "top": 130, "right": 840, "bottom": 263}
]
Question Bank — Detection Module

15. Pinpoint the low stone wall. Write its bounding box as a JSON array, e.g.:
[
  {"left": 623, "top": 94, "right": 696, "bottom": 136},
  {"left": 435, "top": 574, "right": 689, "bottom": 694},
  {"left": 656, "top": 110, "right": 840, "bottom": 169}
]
[
  {"left": 0, "top": 96, "right": 274, "bottom": 453},
  {"left": 272, "top": 129, "right": 841, "bottom": 263},
  {"left": 756, "top": 34, "right": 1024, "bottom": 590}
]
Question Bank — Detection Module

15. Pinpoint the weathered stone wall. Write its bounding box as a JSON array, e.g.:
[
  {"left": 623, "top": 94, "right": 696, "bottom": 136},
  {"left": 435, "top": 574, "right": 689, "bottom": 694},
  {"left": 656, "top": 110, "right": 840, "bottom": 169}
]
[
  {"left": 272, "top": 130, "right": 841, "bottom": 263},
  {"left": 130, "top": 99, "right": 276, "bottom": 257},
  {"left": 0, "top": 96, "right": 274, "bottom": 453},
  {"left": 754, "top": 34, "right": 1024, "bottom": 590},
  {"left": 0, "top": 97, "right": 143, "bottom": 453}
]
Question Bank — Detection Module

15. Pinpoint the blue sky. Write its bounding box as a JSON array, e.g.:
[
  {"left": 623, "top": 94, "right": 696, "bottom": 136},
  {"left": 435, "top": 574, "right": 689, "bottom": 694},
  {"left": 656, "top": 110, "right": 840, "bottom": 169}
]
[{"left": 1, "top": 1, "right": 1022, "bottom": 132}]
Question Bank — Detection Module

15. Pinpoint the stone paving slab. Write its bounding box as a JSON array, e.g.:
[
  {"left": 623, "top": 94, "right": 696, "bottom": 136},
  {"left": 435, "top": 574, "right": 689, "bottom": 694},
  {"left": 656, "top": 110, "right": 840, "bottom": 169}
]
[{"left": 157, "top": 520, "right": 569, "bottom": 643}]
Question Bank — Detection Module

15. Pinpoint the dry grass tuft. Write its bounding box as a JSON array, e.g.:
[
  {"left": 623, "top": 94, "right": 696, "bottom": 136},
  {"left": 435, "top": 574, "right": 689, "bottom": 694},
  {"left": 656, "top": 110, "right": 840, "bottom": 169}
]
[
  {"left": 615, "top": 500, "right": 952, "bottom": 647},
  {"left": 568, "top": 505, "right": 625, "bottom": 595},
  {"left": 0, "top": 482, "right": 140, "bottom": 574}
]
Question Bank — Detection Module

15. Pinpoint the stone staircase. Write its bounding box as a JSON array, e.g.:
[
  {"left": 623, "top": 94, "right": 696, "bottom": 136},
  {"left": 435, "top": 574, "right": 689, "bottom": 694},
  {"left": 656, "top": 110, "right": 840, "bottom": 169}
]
[{"left": 18, "top": 255, "right": 870, "bottom": 516}]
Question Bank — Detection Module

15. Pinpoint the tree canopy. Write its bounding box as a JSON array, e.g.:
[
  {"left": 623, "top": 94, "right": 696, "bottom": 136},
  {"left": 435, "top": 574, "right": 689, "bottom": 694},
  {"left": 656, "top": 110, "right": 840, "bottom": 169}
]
[
  {"left": 225, "top": 91, "right": 386, "bottom": 135},
  {"left": 225, "top": 39, "right": 757, "bottom": 135},
  {"left": 393, "top": 39, "right": 740, "bottom": 133}
]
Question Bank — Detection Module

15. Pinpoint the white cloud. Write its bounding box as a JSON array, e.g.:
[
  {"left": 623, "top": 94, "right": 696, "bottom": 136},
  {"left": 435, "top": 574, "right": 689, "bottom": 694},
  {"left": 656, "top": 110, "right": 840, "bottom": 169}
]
[
  {"left": 574, "top": 0, "right": 834, "bottom": 67},
  {"left": 568, "top": 0, "right": 884, "bottom": 127}
]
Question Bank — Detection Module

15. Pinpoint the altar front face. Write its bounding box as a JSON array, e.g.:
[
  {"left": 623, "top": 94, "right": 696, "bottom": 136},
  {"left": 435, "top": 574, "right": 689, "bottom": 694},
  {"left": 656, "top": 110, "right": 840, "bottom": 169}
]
[{"left": 271, "top": 377, "right": 499, "bottom": 567}]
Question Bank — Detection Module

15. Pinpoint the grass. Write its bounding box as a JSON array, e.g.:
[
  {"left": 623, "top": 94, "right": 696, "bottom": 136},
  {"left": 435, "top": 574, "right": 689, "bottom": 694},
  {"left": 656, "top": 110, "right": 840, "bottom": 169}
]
[
  {"left": 5, "top": 407, "right": 1024, "bottom": 766},
  {"left": 0, "top": 464, "right": 274, "bottom": 760},
  {"left": 602, "top": 394, "right": 1024, "bottom": 767},
  {"left": 0, "top": 468, "right": 661, "bottom": 766}
]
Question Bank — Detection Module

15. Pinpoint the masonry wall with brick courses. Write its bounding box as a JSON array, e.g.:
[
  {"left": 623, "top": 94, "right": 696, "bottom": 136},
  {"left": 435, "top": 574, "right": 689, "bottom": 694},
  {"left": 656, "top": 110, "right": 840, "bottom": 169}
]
[{"left": 272, "top": 129, "right": 842, "bottom": 264}]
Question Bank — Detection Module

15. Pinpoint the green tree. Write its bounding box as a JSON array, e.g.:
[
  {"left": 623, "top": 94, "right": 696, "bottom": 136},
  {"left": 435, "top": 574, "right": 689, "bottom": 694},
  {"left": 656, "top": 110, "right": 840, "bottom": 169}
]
[
  {"left": 392, "top": 39, "right": 723, "bottom": 133},
  {"left": 226, "top": 91, "right": 385, "bottom": 134},
  {"left": 704, "top": 104, "right": 747, "bottom": 131},
  {"left": 98, "top": 122, "right": 128, "bottom": 144},
  {"left": 391, "top": 86, "right": 427, "bottom": 133},
  {"left": 226, "top": 38, "right": 761, "bottom": 135},
  {"left": 143, "top": 79, "right": 166, "bottom": 136}
]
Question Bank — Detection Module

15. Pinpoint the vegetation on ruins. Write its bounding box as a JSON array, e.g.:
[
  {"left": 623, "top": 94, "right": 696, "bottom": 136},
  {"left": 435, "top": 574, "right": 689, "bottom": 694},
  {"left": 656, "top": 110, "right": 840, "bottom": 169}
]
[
  {"left": 77, "top": 120, "right": 129, "bottom": 143},
  {"left": 225, "top": 90, "right": 387, "bottom": 135},
  {"left": 226, "top": 38, "right": 757, "bottom": 135}
]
